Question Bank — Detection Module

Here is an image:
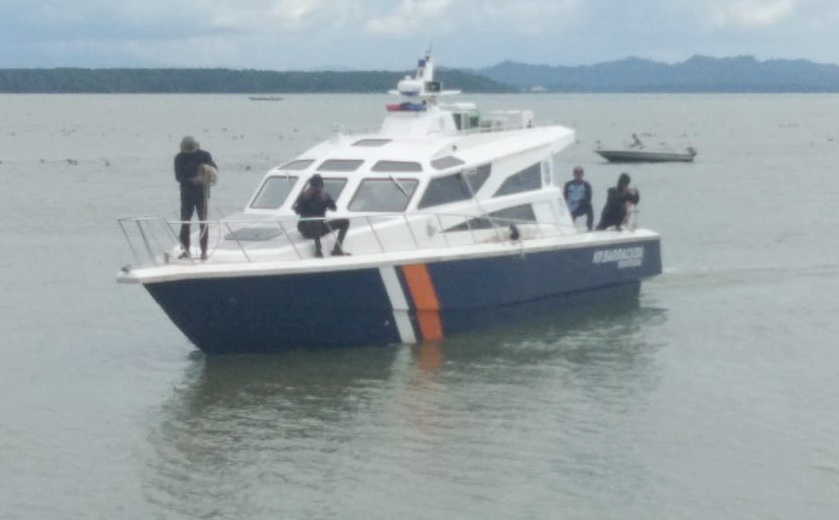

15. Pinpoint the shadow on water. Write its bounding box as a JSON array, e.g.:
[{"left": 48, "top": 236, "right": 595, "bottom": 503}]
[{"left": 143, "top": 296, "right": 667, "bottom": 518}]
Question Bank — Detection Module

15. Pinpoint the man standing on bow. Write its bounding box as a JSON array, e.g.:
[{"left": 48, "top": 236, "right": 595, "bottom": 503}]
[{"left": 174, "top": 135, "right": 217, "bottom": 260}]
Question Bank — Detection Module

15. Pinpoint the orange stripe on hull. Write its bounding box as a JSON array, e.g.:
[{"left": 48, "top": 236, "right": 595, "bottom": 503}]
[{"left": 401, "top": 264, "right": 444, "bottom": 341}]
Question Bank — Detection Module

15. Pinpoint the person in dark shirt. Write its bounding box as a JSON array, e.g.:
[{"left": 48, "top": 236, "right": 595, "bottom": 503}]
[
  {"left": 174, "top": 136, "right": 217, "bottom": 260},
  {"left": 596, "top": 172, "right": 640, "bottom": 231},
  {"left": 293, "top": 174, "right": 350, "bottom": 257},
  {"left": 563, "top": 166, "right": 594, "bottom": 231}
]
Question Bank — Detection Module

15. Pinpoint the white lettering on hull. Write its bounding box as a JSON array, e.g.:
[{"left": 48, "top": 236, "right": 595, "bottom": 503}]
[{"left": 592, "top": 246, "right": 644, "bottom": 269}]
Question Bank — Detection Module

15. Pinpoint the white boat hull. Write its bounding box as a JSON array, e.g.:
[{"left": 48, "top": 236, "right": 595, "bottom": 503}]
[
  {"left": 596, "top": 149, "right": 696, "bottom": 163},
  {"left": 126, "top": 232, "right": 661, "bottom": 353}
]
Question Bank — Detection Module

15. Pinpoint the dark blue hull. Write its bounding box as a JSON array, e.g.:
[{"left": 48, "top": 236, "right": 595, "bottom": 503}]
[{"left": 145, "top": 238, "right": 661, "bottom": 354}]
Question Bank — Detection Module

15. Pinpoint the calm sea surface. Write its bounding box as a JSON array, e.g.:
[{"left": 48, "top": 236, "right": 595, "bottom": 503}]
[{"left": 1, "top": 93, "right": 838, "bottom": 519}]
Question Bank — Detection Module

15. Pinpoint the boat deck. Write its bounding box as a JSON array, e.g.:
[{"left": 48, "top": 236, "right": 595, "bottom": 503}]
[{"left": 117, "top": 212, "right": 654, "bottom": 283}]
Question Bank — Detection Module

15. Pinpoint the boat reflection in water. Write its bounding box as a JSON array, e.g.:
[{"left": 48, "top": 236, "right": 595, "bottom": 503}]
[{"left": 143, "top": 296, "right": 666, "bottom": 517}]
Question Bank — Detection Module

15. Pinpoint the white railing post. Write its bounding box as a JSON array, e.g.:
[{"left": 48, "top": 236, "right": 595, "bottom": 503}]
[
  {"left": 435, "top": 214, "right": 450, "bottom": 247},
  {"left": 278, "top": 219, "right": 302, "bottom": 259},
  {"left": 403, "top": 214, "right": 419, "bottom": 249},
  {"left": 490, "top": 218, "right": 505, "bottom": 242},
  {"left": 367, "top": 216, "right": 385, "bottom": 253},
  {"left": 464, "top": 215, "right": 478, "bottom": 245},
  {"left": 118, "top": 219, "right": 142, "bottom": 267},
  {"left": 223, "top": 221, "right": 252, "bottom": 263},
  {"left": 135, "top": 219, "right": 157, "bottom": 266}
]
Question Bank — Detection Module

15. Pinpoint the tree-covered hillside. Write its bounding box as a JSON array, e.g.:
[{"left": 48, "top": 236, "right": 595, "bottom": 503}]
[
  {"left": 476, "top": 55, "right": 839, "bottom": 92},
  {"left": 0, "top": 68, "right": 513, "bottom": 94}
]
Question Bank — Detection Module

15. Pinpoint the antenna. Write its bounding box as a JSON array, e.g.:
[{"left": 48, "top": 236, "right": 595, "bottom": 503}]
[{"left": 388, "top": 48, "right": 461, "bottom": 104}]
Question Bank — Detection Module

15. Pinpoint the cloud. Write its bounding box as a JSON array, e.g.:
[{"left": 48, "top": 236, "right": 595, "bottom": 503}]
[
  {"left": 363, "top": 0, "right": 452, "bottom": 35},
  {"left": 363, "top": 0, "right": 579, "bottom": 36},
  {"left": 709, "top": 0, "right": 799, "bottom": 28},
  {"left": 474, "top": 0, "right": 579, "bottom": 32},
  {"left": 0, "top": 1, "right": 356, "bottom": 44},
  {"left": 208, "top": 0, "right": 358, "bottom": 32},
  {"left": 3, "top": 0, "right": 839, "bottom": 68}
]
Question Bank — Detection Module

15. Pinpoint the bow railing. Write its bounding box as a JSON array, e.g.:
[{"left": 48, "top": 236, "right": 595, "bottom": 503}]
[{"left": 117, "top": 211, "right": 601, "bottom": 270}]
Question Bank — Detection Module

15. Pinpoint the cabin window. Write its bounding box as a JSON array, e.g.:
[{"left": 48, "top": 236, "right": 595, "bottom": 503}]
[
  {"left": 452, "top": 113, "right": 464, "bottom": 130},
  {"left": 431, "top": 156, "right": 465, "bottom": 170},
  {"left": 464, "top": 164, "right": 491, "bottom": 193},
  {"left": 250, "top": 176, "right": 299, "bottom": 209},
  {"left": 372, "top": 160, "right": 423, "bottom": 173},
  {"left": 317, "top": 159, "right": 363, "bottom": 172},
  {"left": 316, "top": 178, "right": 348, "bottom": 202},
  {"left": 541, "top": 160, "right": 552, "bottom": 185},
  {"left": 348, "top": 178, "right": 419, "bottom": 212},
  {"left": 452, "top": 111, "right": 481, "bottom": 131},
  {"left": 353, "top": 139, "right": 391, "bottom": 147},
  {"left": 279, "top": 159, "right": 314, "bottom": 170},
  {"left": 445, "top": 204, "right": 537, "bottom": 232},
  {"left": 418, "top": 173, "right": 472, "bottom": 209},
  {"left": 493, "top": 163, "right": 542, "bottom": 197}
]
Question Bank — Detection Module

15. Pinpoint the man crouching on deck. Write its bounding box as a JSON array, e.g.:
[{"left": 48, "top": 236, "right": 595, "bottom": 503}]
[{"left": 293, "top": 174, "right": 350, "bottom": 257}]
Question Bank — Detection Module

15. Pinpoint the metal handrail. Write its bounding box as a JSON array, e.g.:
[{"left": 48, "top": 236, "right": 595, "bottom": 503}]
[
  {"left": 118, "top": 212, "right": 586, "bottom": 269},
  {"left": 223, "top": 220, "right": 251, "bottom": 263}
]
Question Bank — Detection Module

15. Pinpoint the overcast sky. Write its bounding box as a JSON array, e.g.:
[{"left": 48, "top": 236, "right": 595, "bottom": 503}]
[{"left": 2, "top": 0, "right": 838, "bottom": 70}]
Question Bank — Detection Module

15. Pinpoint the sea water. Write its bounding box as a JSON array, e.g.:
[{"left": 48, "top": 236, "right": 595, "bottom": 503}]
[{"left": 0, "top": 93, "right": 838, "bottom": 519}]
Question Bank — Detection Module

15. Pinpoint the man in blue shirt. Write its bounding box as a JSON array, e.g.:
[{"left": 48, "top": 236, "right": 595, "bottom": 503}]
[{"left": 563, "top": 166, "right": 593, "bottom": 231}]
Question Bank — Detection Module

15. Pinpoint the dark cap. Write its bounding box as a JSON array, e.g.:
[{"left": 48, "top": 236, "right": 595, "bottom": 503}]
[
  {"left": 309, "top": 174, "right": 324, "bottom": 187},
  {"left": 180, "top": 135, "right": 199, "bottom": 153}
]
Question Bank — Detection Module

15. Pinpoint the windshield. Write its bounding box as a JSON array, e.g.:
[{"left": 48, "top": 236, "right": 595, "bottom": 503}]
[
  {"left": 348, "top": 178, "right": 419, "bottom": 212},
  {"left": 250, "top": 175, "right": 299, "bottom": 209}
]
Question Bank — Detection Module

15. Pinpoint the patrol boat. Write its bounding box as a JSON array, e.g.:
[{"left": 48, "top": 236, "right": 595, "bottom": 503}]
[{"left": 117, "top": 51, "right": 662, "bottom": 354}]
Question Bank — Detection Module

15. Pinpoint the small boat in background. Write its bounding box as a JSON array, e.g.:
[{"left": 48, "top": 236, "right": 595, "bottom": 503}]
[
  {"left": 596, "top": 134, "right": 697, "bottom": 163},
  {"left": 248, "top": 95, "right": 284, "bottom": 101}
]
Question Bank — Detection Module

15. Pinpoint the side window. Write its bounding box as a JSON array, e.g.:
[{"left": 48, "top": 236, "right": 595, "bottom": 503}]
[
  {"left": 464, "top": 164, "right": 491, "bottom": 193},
  {"left": 371, "top": 161, "right": 423, "bottom": 172},
  {"left": 489, "top": 204, "right": 537, "bottom": 223},
  {"left": 348, "top": 178, "right": 419, "bottom": 212},
  {"left": 322, "top": 178, "right": 348, "bottom": 201},
  {"left": 295, "top": 176, "right": 348, "bottom": 204},
  {"left": 493, "top": 163, "right": 542, "bottom": 197},
  {"left": 541, "top": 160, "right": 552, "bottom": 185},
  {"left": 352, "top": 139, "right": 391, "bottom": 147},
  {"left": 317, "top": 159, "right": 363, "bottom": 172},
  {"left": 250, "top": 176, "right": 298, "bottom": 209},
  {"left": 418, "top": 173, "right": 472, "bottom": 209},
  {"left": 431, "top": 156, "right": 465, "bottom": 170},
  {"left": 445, "top": 205, "right": 536, "bottom": 232},
  {"left": 279, "top": 159, "right": 314, "bottom": 170}
]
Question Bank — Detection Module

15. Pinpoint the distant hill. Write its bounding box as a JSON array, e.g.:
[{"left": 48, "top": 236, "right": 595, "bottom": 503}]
[
  {"left": 0, "top": 67, "right": 513, "bottom": 94},
  {"left": 5, "top": 56, "right": 839, "bottom": 93},
  {"left": 476, "top": 55, "right": 839, "bottom": 92}
]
